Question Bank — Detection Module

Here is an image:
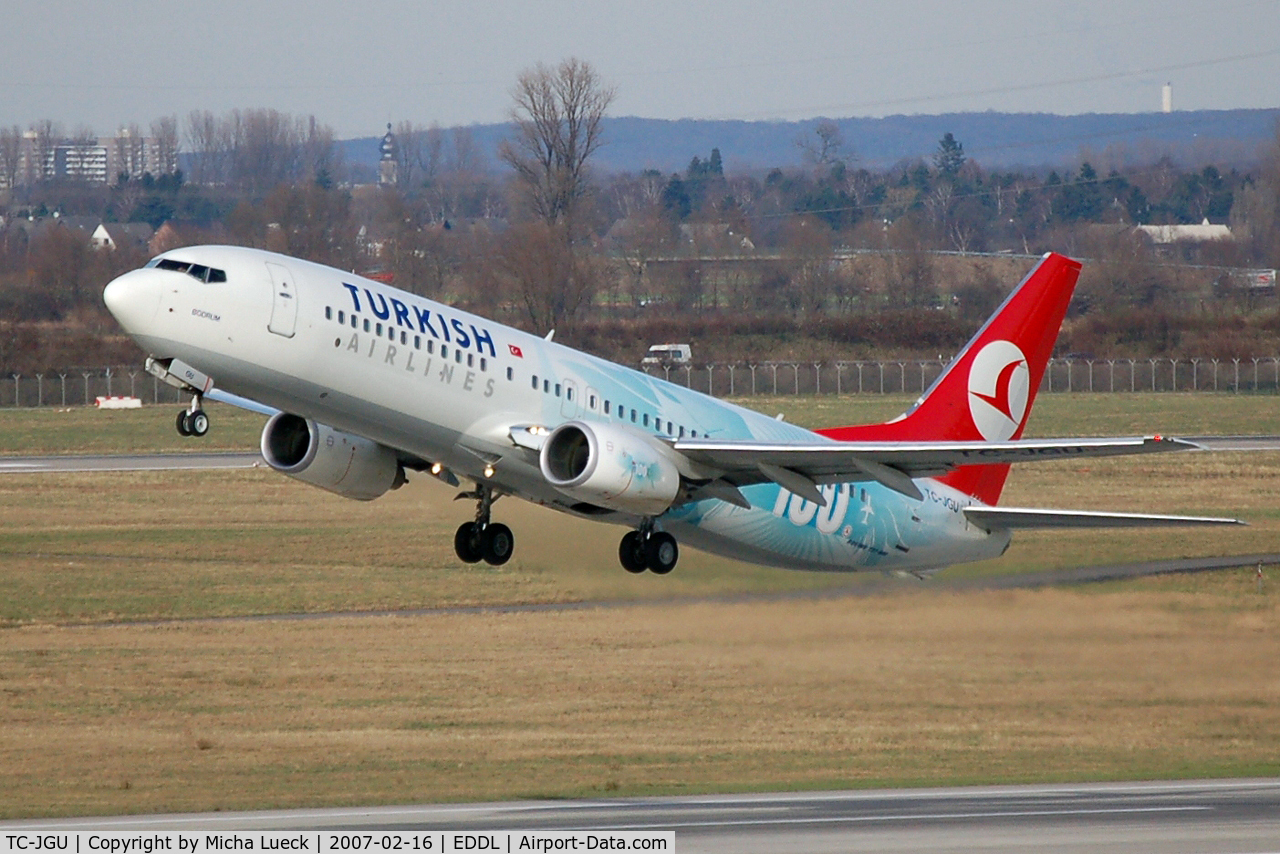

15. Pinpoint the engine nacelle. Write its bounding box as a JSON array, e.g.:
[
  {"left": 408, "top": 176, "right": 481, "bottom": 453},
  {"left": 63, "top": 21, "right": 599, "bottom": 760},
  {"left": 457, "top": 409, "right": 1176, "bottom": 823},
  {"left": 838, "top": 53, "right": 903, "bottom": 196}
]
[
  {"left": 540, "top": 420, "right": 682, "bottom": 516},
  {"left": 260, "top": 413, "right": 405, "bottom": 501}
]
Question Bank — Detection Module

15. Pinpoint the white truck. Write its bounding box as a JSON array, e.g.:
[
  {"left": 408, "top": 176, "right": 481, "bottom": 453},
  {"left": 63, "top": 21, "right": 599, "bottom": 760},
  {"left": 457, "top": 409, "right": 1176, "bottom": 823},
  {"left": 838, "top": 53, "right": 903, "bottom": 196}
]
[{"left": 640, "top": 343, "right": 692, "bottom": 368}]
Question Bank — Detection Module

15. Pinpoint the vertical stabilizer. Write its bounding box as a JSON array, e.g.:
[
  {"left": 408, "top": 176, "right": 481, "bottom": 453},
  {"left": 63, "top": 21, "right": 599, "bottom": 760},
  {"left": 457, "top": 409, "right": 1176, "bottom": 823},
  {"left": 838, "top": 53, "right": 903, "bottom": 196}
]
[{"left": 815, "top": 252, "right": 1082, "bottom": 504}]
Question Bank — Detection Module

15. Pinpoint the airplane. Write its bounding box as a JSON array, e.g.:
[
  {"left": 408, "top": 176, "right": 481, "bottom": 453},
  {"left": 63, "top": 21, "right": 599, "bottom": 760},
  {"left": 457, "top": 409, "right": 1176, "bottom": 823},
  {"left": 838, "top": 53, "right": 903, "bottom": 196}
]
[{"left": 102, "top": 247, "right": 1242, "bottom": 576}]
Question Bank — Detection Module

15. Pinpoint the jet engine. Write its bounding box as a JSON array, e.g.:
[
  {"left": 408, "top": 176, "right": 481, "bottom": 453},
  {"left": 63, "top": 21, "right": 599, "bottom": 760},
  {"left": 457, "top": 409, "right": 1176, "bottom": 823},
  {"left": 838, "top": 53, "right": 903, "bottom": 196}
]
[
  {"left": 539, "top": 420, "right": 682, "bottom": 516},
  {"left": 260, "top": 413, "right": 405, "bottom": 501}
]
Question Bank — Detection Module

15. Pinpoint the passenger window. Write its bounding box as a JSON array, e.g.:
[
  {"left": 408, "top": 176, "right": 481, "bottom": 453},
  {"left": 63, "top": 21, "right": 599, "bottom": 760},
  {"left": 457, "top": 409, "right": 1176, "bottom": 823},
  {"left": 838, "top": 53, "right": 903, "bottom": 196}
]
[
  {"left": 604, "top": 401, "right": 610, "bottom": 415},
  {"left": 554, "top": 383, "right": 561, "bottom": 397},
  {"left": 643, "top": 414, "right": 649, "bottom": 427},
  {"left": 508, "top": 367, "right": 514, "bottom": 381},
  {"left": 414, "top": 335, "right": 421, "bottom": 349},
  {"left": 428, "top": 341, "right": 435, "bottom": 354},
  {"left": 531, "top": 375, "right": 538, "bottom": 389},
  {"left": 467, "top": 353, "right": 474, "bottom": 367},
  {"left": 376, "top": 323, "right": 383, "bottom": 336},
  {"left": 481, "top": 358, "right": 487, "bottom": 371},
  {"left": 338, "top": 310, "right": 345, "bottom": 324},
  {"left": 325, "top": 307, "right": 332, "bottom": 320},
  {"left": 566, "top": 387, "right": 573, "bottom": 401},
  {"left": 442, "top": 345, "right": 449, "bottom": 358},
  {"left": 363, "top": 319, "right": 370, "bottom": 332}
]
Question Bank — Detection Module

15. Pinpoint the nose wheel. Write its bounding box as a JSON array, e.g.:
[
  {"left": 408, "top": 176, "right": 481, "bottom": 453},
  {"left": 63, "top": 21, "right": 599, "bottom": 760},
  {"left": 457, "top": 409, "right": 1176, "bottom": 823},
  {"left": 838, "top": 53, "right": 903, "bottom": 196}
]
[
  {"left": 619, "top": 527, "right": 678, "bottom": 575},
  {"left": 175, "top": 394, "right": 209, "bottom": 437},
  {"left": 453, "top": 484, "right": 514, "bottom": 566}
]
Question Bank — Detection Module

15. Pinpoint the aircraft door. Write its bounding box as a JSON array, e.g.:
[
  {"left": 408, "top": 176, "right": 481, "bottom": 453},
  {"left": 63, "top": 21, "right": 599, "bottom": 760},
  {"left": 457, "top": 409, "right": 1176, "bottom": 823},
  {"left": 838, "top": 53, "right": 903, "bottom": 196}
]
[
  {"left": 266, "top": 262, "right": 298, "bottom": 338},
  {"left": 561, "top": 378, "right": 580, "bottom": 418}
]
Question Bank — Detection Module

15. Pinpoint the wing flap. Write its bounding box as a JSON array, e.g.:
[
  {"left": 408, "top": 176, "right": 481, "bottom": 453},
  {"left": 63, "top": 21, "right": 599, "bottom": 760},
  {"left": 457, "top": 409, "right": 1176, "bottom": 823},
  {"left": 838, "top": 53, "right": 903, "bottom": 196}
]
[
  {"left": 675, "top": 435, "right": 1200, "bottom": 487},
  {"left": 964, "top": 506, "right": 1245, "bottom": 530}
]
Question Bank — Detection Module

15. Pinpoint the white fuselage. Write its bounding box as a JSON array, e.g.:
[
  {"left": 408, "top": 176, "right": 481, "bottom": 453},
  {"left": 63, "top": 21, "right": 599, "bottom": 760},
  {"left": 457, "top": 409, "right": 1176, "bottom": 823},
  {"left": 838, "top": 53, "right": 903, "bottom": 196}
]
[{"left": 104, "top": 245, "right": 1008, "bottom": 572}]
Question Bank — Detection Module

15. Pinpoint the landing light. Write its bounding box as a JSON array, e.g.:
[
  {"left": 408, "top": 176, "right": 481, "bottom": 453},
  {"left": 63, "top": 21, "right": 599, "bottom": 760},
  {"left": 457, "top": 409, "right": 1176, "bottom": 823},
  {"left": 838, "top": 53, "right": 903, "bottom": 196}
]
[
  {"left": 431, "top": 462, "right": 443, "bottom": 475},
  {"left": 483, "top": 465, "right": 495, "bottom": 479}
]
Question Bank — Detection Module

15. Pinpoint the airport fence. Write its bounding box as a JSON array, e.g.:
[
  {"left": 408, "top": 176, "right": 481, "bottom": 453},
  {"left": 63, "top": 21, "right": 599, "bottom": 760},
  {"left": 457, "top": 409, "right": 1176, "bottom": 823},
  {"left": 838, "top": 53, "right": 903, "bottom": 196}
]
[{"left": 3, "top": 358, "right": 1280, "bottom": 408}]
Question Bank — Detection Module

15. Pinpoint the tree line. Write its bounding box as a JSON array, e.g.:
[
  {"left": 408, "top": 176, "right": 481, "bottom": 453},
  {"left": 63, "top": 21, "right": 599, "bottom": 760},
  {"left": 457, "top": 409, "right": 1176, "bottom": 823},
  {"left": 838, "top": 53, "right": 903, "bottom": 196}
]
[{"left": 3, "top": 60, "right": 1280, "bottom": 373}]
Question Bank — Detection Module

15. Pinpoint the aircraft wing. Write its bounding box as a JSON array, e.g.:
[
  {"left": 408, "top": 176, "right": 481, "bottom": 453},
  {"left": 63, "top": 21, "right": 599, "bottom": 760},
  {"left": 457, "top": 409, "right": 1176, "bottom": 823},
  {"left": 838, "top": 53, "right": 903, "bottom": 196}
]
[
  {"left": 964, "top": 506, "right": 1245, "bottom": 530},
  {"left": 672, "top": 435, "right": 1201, "bottom": 503}
]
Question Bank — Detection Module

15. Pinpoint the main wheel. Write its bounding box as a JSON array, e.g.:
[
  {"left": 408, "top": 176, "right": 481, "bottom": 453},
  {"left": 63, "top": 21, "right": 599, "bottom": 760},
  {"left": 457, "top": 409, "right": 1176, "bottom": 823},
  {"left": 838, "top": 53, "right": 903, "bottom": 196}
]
[
  {"left": 188, "top": 409, "right": 209, "bottom": 437},
  {"left": 453, "top": 522, "right": 484, "bottom": 564},
  {"left": 645, "top": 532, "right": 678, "bottom": 575},
  {"left": 618, "top": 531, "right": 648, "bottom": 574},
  {"left": 175, "top": 410, "right": 191, "bottom": 437},
  {"left": 481, "top": 523, "right": 514, "bottom": 566}
]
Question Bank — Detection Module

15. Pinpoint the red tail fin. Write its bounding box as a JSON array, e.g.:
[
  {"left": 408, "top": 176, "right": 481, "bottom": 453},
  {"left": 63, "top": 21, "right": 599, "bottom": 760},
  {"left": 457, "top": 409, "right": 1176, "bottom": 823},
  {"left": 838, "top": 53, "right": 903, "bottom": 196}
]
[{"left": 815, "top": 253, "right": 1082, "bottom": 505}]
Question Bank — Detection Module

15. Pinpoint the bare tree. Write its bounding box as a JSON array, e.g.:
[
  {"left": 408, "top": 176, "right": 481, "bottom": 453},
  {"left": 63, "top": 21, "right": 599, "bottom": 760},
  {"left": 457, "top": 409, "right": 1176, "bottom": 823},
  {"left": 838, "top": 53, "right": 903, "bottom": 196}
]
[
  {"left": 29, "top": 120, "right": 61, "bottom": 183},
  {"left": 499, "top": 57, "right": 615, "bottom": 234},
  {"left": 185, "top": 110, "right": 229, "bottom": 185},
  {"left": 0, "top": 125, "right": 22, "bottom": 190},
  {"left": 151, "top": 115, "right": 179, "bottom": 175},
  {"left": 796, "top": 119, "right": 846, "bottom": 169},
  {"left": 114, "top": 123, "right": 146, "bottom": 180}
]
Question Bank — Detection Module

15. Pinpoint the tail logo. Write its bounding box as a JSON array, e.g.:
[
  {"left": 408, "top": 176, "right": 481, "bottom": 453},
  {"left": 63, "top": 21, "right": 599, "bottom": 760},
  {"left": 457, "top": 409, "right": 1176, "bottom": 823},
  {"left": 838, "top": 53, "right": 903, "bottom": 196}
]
[{"left": 967, "top": 340, "right": 1030, "bottom": 442}]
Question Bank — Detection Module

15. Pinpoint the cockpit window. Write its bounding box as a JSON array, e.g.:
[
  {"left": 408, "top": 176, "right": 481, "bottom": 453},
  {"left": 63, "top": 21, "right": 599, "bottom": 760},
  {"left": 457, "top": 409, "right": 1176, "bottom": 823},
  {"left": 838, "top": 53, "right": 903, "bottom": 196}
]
[{"left": 153, "top": 257, "right": 226, "bottom": 283}]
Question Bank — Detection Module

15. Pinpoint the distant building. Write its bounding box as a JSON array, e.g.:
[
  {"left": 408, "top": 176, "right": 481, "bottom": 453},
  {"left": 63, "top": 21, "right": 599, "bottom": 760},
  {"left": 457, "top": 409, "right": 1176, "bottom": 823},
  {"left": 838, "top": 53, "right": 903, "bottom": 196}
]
[
  {"left": 1136, "top": 219, "right": 1232, "bottom": 244},
  {"left": 91, "top": 222, "right": 155, "bottom": 251},
  {"left": 0, "top": 129, "right": 176, "bottom": 189},
  {"left": 378, "top": 123, "right": 398, "bottom": 186}
]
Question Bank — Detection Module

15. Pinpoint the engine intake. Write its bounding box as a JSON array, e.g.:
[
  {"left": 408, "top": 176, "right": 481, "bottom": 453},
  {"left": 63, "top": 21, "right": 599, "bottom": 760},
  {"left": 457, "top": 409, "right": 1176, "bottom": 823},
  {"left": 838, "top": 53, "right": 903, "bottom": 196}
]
[
  {"left": 260, "top": 413, "right": 404, "bottom": 501},
  {"left": 540, "top": 420, "right": 681, "bottom": 516}
]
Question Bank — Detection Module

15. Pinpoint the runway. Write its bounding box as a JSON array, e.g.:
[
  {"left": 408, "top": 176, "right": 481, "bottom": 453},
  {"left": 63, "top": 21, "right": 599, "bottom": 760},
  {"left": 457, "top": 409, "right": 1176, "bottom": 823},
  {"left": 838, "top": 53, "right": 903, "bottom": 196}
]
[
  {"left": 4, "top": 779, "right": 1279, "bottom": 853},
  {"left": 0, "top": 451, "right": 263, "bottom": 473}
]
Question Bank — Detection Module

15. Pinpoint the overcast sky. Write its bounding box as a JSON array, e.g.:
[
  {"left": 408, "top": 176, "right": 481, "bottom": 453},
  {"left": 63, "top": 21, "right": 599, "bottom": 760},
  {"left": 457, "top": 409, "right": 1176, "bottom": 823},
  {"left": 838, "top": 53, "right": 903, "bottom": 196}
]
[{"left": 3, "top": 0, "right": 1277, "bottom": 139}]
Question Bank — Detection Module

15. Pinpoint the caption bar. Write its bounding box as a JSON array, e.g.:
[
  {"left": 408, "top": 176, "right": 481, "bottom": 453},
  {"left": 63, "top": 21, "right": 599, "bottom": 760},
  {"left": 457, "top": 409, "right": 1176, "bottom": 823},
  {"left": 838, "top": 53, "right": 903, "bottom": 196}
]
[{"left": 2, "top": 834, "right": 673, "bottom": 854}]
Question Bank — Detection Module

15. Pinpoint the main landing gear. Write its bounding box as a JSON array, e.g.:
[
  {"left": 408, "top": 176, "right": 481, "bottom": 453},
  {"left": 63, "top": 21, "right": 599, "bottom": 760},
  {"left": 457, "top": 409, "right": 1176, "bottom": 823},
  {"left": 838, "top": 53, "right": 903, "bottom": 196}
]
[
  {"left": 618, "top": 521, "right": 678, "bottom": 575},
  {"left": 174, "top": 393, "right": 209, "bottom": 437},
  {"left": 453, "top": 484, "right": 514, "bottom": 566}
]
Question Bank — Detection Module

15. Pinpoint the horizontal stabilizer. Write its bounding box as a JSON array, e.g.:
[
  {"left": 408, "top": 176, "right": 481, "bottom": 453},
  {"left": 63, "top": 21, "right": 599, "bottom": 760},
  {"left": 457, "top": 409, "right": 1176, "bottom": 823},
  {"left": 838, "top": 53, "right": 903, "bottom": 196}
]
[{"left": 964, "top": 506, "right": 1245, "bottom": 530}]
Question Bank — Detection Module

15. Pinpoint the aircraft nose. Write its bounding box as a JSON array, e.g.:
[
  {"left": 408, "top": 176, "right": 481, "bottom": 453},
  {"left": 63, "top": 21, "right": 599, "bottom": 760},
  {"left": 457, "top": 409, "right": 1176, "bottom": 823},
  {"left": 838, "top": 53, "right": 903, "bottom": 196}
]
[{"left": 103, "top": 269, "right": 161, "bottom": 333}]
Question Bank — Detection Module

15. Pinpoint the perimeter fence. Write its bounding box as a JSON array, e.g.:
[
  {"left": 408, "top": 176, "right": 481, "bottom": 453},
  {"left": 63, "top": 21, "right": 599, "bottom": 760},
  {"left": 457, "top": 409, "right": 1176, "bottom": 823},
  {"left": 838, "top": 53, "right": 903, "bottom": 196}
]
[{"left": 3, "top": 358, "right": 1280, "bottom": 408}]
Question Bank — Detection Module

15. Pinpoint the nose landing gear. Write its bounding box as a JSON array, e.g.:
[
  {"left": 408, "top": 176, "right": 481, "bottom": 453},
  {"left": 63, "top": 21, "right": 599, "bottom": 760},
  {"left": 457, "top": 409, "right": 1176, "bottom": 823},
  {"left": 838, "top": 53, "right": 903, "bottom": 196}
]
[
  {"left": 454, "top": 484, "right": 514, "bottom": 566},
  {"left": 175, "top": 393, "right": 209, "bottom": 437}
]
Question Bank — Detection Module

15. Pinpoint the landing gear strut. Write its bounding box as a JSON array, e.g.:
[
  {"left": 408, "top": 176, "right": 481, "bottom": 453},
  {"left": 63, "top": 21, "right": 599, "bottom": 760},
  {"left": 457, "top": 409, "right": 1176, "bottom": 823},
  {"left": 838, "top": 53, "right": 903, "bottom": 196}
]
[
  {"left": 454, "top": 484, "right": 514, "bottom": 566},
  {"left": 619, "top": 521, "right": 678, "bottom": 575},
  {"left": 175, "top": 393, "right": 209, "bottom": 437}
]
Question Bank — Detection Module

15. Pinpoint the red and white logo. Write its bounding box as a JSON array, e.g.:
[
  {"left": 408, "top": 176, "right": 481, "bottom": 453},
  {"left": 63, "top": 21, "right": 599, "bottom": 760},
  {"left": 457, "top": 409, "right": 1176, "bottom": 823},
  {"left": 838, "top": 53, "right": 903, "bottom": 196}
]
[
  {"left": 508, "top": 343, "right": 524, "bottom": 358},
  {"left": 967, "top": 340, "right": 1029, "bottom": 442}
]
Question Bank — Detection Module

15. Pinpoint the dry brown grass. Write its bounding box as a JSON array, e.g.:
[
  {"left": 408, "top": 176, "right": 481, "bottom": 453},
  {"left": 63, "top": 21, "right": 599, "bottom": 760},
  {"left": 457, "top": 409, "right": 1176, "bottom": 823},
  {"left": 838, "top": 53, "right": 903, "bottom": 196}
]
[
  {"left": 2, "top": 578, "right": 1278, "bottom": 818},
  {"left": 2, "top": 395, "right": 1279, "bottom": 817}
]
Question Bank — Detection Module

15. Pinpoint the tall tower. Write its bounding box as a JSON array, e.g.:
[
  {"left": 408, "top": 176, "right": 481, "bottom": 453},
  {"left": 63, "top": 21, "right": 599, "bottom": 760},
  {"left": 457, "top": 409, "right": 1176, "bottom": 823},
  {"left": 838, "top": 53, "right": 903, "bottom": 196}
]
[
  {"left": 378, "top": 123, "right": 398, "bottom": 186},
  {"left": 1162, "top": 83, "right": 1172, "bottom": 114}
]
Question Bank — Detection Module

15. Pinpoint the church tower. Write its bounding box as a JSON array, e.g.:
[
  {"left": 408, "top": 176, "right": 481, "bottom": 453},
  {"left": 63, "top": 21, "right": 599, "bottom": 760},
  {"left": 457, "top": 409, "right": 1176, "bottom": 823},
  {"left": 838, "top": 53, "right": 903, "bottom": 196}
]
[{"left": 378, "top": 123, "right": 398, "bottom": 186}]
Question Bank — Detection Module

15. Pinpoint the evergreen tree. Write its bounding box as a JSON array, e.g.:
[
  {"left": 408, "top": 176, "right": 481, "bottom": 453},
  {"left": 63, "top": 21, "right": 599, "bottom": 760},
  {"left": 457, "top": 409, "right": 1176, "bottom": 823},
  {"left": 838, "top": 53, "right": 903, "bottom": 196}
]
[{"left": 934, "top": 132, "right": 966, "bottom": 178}]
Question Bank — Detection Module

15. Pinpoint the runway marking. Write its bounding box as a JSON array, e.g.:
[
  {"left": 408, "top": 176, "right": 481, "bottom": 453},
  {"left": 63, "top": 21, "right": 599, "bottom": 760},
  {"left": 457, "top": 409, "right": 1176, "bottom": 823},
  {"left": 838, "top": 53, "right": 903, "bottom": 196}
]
[{"left": 588, "top": 805, "right": 1214, "bottom": 831}]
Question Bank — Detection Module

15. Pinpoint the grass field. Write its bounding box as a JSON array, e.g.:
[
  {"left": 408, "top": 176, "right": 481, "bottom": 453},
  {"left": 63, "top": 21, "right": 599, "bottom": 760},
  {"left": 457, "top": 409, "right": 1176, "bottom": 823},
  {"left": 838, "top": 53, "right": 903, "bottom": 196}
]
[{"left": 1, "top": 394, "right": 1278, "bottom": 817}]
